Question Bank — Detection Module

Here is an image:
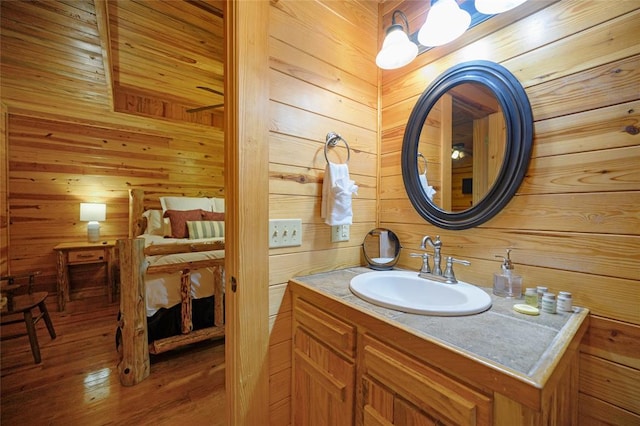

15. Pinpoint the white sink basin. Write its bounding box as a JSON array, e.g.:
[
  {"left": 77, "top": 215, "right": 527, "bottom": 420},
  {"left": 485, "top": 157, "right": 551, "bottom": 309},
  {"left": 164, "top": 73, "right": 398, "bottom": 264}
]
[{"left": 349, "top": 270, "right": 492, "bottom": 316}]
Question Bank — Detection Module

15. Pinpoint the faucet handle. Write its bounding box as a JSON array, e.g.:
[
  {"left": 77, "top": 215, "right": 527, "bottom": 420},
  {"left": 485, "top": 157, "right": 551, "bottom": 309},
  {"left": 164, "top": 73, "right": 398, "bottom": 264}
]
[
  {"left": 443, "top": 256, "right": 470, "bottom": 283},
  {"left": 410, "top": 252, "right": 431, "bottom": 274}
]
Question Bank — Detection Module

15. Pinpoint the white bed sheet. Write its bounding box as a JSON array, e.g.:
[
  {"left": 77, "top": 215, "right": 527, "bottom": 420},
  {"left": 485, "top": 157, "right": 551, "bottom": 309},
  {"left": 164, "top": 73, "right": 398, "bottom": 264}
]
[{"left": 140, "top": 234, "right": 224, "bottom": 317}]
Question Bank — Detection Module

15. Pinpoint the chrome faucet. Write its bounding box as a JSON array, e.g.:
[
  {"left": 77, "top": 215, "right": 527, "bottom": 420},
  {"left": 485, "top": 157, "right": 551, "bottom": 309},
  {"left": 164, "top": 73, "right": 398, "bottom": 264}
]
[
  {"left": 421, "top": 235, "right": 442, "bottom": 276},
  {"left": 409, "top": 252, "right": 431, "bottom": 275},
  {"left": 443, "top": 256, "right": 471, "bottom": 283},
  {"left": 411, "top": 236, "right": 470, "bottom": 284}
]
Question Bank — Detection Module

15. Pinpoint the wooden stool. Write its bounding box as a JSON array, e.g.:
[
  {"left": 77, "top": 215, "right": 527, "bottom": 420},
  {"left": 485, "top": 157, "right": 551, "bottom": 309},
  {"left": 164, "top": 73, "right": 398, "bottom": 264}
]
[{"left": 1, "top": 272, "right": 57, "bottom": 364}]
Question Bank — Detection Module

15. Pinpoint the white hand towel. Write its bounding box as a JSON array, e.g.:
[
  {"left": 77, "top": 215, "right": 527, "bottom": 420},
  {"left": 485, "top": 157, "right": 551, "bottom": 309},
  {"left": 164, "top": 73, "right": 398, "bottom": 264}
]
[
  {"left": 420, "top": 172, "right": 436, "bottom": 201},
  {"left": 321, "top": 162, "right": 358, "bottom": 226}
]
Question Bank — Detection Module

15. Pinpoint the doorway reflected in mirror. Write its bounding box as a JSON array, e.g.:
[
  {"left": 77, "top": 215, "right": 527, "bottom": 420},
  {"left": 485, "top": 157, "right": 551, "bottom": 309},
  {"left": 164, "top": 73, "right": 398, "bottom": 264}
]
[{"left": 417, "top": 82, "right": 505, "bottom": 212}]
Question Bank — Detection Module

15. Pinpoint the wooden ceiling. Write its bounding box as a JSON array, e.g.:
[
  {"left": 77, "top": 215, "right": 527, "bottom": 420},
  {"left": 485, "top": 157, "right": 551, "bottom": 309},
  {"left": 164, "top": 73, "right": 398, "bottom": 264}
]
[{"left": 0, "top": 0, "right": 224, "bottom": 126}]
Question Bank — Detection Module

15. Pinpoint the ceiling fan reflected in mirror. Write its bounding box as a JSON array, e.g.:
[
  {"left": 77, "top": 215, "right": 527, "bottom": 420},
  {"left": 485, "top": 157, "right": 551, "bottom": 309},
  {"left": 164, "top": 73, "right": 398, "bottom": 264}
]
[{"left": 187, "top": 86, "right": 224, "bottom": 113}]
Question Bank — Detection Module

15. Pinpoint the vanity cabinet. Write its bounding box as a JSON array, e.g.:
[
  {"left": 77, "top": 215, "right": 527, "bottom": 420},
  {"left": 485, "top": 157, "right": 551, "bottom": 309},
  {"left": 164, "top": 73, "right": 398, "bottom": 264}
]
[
  {"left": 292, "top": 297, "right": 356, "bottom": 425},
  {"left": 291, "top": 295, "right": 490, "bottom": 426},
  {"left": 290, "top": 271, "right": 588, "bottom": 426},
  {"left": 360, "top": 334, "right": 492, "bottom": 426}
]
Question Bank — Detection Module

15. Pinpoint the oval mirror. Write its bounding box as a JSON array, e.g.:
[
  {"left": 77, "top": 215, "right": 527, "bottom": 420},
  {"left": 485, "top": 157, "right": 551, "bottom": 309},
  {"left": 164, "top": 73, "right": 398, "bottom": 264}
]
[
  {"left": 402, "top": 60, "right": 533, "bottom": 230},
  {"left": 362, "top": 228, "right": 401, "bottom": 270}
]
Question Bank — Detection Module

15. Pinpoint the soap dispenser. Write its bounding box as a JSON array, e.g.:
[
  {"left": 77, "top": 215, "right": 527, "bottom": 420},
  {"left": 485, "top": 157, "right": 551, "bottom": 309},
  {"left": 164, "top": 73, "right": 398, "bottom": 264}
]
[{"left": 493, "top": 249, "right": 522, "bottom": 298}]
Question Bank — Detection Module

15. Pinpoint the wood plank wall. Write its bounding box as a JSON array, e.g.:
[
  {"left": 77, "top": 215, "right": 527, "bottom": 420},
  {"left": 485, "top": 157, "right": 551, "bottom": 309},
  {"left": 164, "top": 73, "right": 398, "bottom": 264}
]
[
  {"left": 5, "top": 114, "right": 223, "bottom": 296},
  {"left": 267, "top": 1, "right": 379, "bottom": 422},
  {"left": 1, "top": 0, "right": 225, "bottom": 297},
  {"left": 379, "top": 1, "right": 640, "bottom": 424}
]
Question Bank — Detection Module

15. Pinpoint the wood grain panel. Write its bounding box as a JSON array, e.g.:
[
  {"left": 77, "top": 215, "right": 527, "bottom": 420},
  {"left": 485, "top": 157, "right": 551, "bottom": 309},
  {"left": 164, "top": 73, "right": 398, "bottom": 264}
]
[
  {"left": 269, "top": 0, "right": 377, "bottom": 85},
  {"left": 107, "top": 0, "right": 224, "bottom": 116},
  {"left": 269, "top": 247, "right": 362, "bottom": 286},
  {"left": 533, "top": 100, "right": 640, "bottom": 158},
  {"left": 527, "top": 55, "right": 640, "bottom": 122},
  {"left": 475, "top": 192, "right": 640, "bottom": 235},
  {"left": 269, "top": 132, "right": 377, "bottom": 177},
  {"left": 578, "top": 393, "right": 640, "bottom": 426},
  {"left": 269, "top": 397, "right": 291, "bottom": 426},
  {"left": 580, "top": 353, "right": 640, "bottom": 414},
  {"left": 269, "top": 163, "right": 376, "bottom": 200},
  {"left": 269, "top": 193, "right": 376, "bottom": 223},
  {"left": 270, "top": 102, "right": 377, "bottom": 156},
  {"left": 270, "top": 69, "right": 376, "bottom": 131},
  {"left": 521, "top": 145, "right": 639, "bottom": 195},
  {"left": 581, "top": 316, "right": 640, "bottom": 370},
  {"left": 269, "top": 37, "right": 377, "bottom": 108},
  {"left": 506, "top": 8, "right": 640, "bottom": 89}
]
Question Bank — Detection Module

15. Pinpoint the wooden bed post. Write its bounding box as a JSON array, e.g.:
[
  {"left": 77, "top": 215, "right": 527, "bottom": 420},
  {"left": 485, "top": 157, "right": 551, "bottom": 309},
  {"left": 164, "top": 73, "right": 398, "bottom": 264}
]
[
  {"left": 180, "top": 270, "right": 193, "bottom": 334},
  {"left": 117, "top": 238, "right": 150, "bottom": 386},
  {"left": 214, "top": 264, "right": 224, "bottom": 327},
  {"left": 129, "top": 189, "right": 145, "bottom": 238}
]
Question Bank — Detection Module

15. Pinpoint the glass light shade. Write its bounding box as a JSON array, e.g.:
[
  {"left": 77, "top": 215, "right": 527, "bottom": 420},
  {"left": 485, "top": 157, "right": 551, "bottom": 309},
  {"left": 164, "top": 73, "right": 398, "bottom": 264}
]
[
  {"left": 80, "top": 203, "right": 106, "bottom": 243},
  {"left": 376, "top": 25, "right": 418, "bottom": 70},
  {"left": 475, "top": 0, "right": 528, "bottom": 14},
  {"left": 417, "top": 0, "right": 471, "bottom": 47}
]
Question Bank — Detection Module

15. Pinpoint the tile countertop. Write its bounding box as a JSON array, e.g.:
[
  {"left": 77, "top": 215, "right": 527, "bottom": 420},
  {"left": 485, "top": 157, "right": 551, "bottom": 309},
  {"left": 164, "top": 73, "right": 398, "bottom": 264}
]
[{"left": 291, "top": 267, "right": 589, "bottom": 384}]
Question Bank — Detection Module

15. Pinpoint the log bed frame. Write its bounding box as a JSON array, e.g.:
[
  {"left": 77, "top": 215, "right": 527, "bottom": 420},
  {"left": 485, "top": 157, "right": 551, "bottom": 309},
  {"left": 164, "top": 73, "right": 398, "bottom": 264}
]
[{"left": 117, "top": 189, "right": 225, "bottom": 386}]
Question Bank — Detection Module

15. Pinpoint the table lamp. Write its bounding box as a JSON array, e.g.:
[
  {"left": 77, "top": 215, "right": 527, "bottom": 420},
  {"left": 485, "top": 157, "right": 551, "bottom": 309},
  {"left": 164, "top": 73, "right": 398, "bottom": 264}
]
[{"left": 80, "top": 203, "right": 106, "bottom": 243}]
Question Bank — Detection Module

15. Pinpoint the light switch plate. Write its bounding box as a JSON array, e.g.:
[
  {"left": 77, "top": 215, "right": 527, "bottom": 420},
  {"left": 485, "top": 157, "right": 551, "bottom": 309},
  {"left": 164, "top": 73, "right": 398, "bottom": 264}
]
[
  {"left": 269, "top": 219, "right": 302, "bottom": 248},
  {"left": 331, "top": 224, "right": 350, "bottom": 242}
]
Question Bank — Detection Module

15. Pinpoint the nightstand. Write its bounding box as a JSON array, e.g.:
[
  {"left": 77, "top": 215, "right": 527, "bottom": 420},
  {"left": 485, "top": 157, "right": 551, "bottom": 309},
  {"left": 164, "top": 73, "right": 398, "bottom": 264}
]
[{"left": 53, "top": 241, "right": 117, "bottom": 311}]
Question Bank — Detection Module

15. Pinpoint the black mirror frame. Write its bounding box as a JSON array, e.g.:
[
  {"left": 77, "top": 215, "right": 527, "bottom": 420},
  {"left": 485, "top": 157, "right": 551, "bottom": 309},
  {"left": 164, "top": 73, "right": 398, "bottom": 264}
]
[{"left": 401, "top": 60, "right": 533, "bottom": 230}]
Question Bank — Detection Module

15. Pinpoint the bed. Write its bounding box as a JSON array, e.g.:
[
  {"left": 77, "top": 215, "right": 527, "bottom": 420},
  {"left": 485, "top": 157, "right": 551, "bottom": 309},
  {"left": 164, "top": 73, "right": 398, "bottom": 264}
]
[{"left": 117, "top": 189, "right": 225, "bottom": 386}]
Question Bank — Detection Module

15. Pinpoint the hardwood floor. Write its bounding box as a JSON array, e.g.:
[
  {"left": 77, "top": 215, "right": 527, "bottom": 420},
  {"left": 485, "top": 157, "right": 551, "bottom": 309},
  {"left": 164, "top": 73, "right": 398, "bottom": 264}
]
[{"left": 1, "top": 296, "right": 226, "bottom": 425}]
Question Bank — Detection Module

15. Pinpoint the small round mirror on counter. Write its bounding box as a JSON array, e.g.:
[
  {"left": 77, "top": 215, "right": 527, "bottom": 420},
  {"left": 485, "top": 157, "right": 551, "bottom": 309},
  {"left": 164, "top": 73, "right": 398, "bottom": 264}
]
[{"left": 362, "top": 228, "right": 401, "bottom": 270}]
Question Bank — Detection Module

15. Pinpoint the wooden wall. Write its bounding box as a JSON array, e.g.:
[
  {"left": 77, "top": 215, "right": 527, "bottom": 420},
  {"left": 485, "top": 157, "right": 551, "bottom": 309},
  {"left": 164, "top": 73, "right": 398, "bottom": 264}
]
[
  {"left": 266, "top": 0, "right": 379, "bottom": 422},
  {"left": 379, "top": 1, "right": 640, "bottom": 424},
  {"left": 1, "top": 0, "right": 224, "bottom": 298},
  {"left": 5, "top": 117, "right": 223, "bottom": 298}
]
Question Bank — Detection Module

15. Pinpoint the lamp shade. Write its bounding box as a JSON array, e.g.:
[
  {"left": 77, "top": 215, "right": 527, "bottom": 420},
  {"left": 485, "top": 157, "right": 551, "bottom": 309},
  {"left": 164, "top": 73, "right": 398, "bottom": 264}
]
[
  {"left": 80, "top": 203, "right": 106, "bottom": 222},
  {"left": 418, "top": 0, "right": 471, "bottom": 47},
  {"left": 376, "top": 24, "right": 418, "bottom": 70},
  {"left": 475, "top": 0, "right": 528, "bottom": 14}
]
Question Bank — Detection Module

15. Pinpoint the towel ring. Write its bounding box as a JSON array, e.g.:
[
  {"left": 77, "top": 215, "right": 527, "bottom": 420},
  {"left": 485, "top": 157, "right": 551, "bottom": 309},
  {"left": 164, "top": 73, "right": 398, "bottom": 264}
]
[
  {"left": 418, "top": 152, "right": 428, "bottom": 175},
  {"left": 324, "top": 132, "right": 351, "bottom": 164}
]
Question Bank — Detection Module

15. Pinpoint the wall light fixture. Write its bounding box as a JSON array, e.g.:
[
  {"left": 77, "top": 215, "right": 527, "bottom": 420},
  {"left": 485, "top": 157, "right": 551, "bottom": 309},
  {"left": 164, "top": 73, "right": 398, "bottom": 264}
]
[
  {"left": 418, "top": 0, "right": 471, "bottom": 47},
  {"left": 376, "top": 10, "right": 418, "bottom": 70},
  {"left": 451, "top": 143, "right": 466, "bottom": 160},
  {"left": 377, "top": 1, "right": 529, "bottom": 69}
]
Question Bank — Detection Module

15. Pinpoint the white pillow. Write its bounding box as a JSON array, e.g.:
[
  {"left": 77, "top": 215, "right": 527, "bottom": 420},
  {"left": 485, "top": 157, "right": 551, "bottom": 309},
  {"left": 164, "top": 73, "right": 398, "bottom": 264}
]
[
  {"left": 160, "top": 196, "right": 212, "bottom": 212},
  {"left": 210, "top": 197, "right": 225, "bottom": 213},
  {"left": 142, "top": 210, "right": 164, "bottom": 236}
]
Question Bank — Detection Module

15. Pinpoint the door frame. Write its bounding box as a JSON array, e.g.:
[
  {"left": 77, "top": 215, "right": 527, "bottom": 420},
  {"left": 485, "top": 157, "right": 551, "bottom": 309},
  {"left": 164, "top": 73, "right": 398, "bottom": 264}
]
[{"left": 224, "top": 1, "right": 271, "bottom": 423}]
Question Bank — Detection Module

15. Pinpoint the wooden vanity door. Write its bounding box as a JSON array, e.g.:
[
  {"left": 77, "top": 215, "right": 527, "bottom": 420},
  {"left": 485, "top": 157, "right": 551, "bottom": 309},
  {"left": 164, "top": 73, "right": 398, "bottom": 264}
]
[
  {"left": 291, "top": 297, "right": 357, "bottom": 425},
  {"left": 292, "top": 327, "right": 355, "bottom": 425},
  {"left": 359, "top": 335, "right": 492, "bottom": 426},
  {"left": 362, "top": 376, "right": 441, "bottom": 426}
]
